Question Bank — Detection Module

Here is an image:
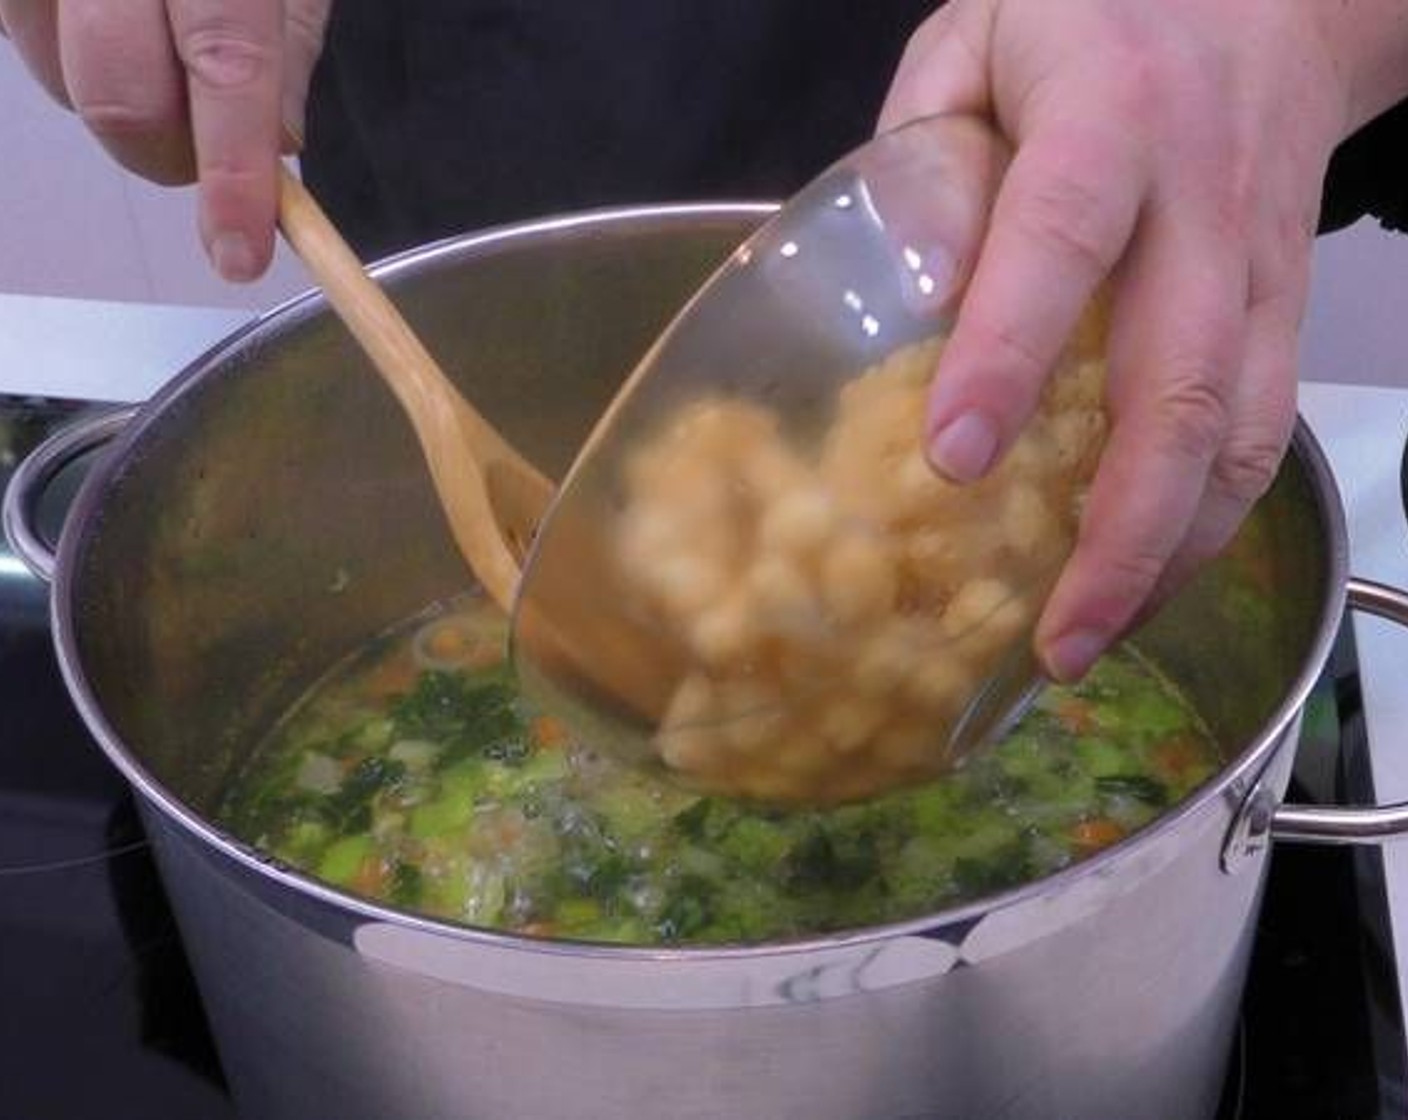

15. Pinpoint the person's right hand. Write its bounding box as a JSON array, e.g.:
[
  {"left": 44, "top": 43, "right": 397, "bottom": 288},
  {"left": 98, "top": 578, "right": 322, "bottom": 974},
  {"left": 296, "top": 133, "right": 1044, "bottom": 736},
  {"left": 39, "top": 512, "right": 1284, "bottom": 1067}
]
[
  {"left": 878, "top": 0, "right": 1408, "bottom": 684},
  {"left": 1, "top": 0, "right": 332, "bottom": 282}
]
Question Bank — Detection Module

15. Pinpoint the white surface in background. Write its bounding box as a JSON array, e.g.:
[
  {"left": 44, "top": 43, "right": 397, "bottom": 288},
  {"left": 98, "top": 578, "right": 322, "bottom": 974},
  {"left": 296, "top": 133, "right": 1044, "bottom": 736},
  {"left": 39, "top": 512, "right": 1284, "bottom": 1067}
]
[
  {"left": 1302, "top": 219, "right": 1408, "bottom": 387},
  {"left": 0, "top": 294, "right": 248, "bottom": 401},
  {"left": 0, "top": 42, "right": 305, "bottom": 310}
]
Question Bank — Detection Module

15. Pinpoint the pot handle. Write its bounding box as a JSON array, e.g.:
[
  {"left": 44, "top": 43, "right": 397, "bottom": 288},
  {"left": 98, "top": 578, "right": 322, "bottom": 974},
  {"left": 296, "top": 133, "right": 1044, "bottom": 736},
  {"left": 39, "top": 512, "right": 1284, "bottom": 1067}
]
[
  {"left": 1, "top": 406, "right": 137, "bottom": 584},
  {"left": 1271, "top": 577, "right": 1408, "bottom": 845}
]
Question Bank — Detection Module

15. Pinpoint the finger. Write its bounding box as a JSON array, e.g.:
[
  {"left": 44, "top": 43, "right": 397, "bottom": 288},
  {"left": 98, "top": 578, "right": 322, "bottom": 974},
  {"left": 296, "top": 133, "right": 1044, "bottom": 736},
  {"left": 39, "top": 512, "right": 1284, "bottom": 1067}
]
[
  {"left": 877, "top": 0, "right": 995, "bottom": 132},
  {"left": 167, "top": 0, "right": 283, "bottom": 282},
  {"left": 1, "top": 0, "right": 69, "bottom": 106},
  {"left": 1139, "top": 278, "right": 1304, "bottom": 614},
  {"left": 280, "top": 0, "right": 331, "bottom": 153},
  {"left": 1034, "top": 210, "right": 1248, "bottom": 682},
  {"left": 57, "top": 0, "right": 193, "bottom": 184},
  {"left": 925, "top": 120, "right": 1143, "bottom": 482},
  {"left": 862, "top": 114, "right": 1013, "bottom": 320}
]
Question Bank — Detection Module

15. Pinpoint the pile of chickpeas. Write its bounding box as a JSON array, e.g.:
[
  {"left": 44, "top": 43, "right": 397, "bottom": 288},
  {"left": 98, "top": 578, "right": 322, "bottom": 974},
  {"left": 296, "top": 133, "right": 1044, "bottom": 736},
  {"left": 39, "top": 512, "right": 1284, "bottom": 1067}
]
[{"left": 614, "top": 325, "right": 1107, "bottom": 804}]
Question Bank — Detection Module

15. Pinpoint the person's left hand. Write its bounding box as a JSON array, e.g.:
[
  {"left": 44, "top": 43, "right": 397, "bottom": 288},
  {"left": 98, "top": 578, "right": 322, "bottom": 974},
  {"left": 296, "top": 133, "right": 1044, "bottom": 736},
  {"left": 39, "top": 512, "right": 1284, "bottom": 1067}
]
[{"left": 879, "top": 0, "right": 1408, "bottom": 682}]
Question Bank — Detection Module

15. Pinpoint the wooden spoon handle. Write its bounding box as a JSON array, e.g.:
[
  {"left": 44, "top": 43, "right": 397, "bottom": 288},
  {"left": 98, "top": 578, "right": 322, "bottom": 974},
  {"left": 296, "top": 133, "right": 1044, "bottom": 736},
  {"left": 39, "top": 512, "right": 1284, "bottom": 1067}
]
[
  {"left": 276, "top": 168, "right": 483, "bottom": 440},
  {"left": 276, "top": 165, "right": 549, "bottom": 608}
]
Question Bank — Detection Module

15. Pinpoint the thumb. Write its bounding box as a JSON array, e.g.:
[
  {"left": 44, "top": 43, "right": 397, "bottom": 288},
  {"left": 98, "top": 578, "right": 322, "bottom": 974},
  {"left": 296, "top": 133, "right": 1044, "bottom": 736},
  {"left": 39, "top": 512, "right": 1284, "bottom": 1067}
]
[
  {"left": 877, "top": 0, "right": 996, "bottom": 133},
  {"left": 280, "top": 0, "right": 330, "bottom": 151}
]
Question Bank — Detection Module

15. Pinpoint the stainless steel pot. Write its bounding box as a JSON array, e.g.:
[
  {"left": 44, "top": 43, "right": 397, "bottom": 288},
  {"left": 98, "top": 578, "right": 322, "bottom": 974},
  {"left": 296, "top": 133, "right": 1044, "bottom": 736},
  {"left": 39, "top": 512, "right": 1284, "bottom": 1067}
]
[{"left": 8, "top": 204, "right": 1408, "bottom": 1120}]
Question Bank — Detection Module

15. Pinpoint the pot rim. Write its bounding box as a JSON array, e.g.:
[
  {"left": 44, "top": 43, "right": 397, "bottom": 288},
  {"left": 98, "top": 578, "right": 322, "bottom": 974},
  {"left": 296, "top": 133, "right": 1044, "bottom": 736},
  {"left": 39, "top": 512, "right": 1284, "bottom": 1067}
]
[{"left": 48, "top": 202, "right": 1351, "bottom": 962}]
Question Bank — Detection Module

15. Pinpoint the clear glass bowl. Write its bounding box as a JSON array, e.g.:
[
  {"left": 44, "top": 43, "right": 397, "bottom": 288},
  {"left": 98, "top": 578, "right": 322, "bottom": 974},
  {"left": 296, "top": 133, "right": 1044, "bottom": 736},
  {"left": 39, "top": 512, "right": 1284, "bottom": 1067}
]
[{"left": 511, "top": 114, "right": 1107, "bottom": 804}]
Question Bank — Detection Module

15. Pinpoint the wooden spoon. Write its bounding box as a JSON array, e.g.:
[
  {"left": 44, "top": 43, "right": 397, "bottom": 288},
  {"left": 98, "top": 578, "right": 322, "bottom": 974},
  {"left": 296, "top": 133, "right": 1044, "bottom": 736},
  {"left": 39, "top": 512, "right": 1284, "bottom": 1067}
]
[
  {"left": 275, "top": 166, "right": 553, "bottom": 611},
  {"left": 277, "top": 166, "right": 680, "bottom": 732}
]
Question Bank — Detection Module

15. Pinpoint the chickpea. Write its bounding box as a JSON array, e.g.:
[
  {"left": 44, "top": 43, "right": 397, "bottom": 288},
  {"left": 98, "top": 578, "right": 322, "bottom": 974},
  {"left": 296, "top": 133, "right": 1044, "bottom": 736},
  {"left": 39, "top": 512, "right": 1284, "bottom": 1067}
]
[
  {"left": 741, "top": 442, "right": 811, "bottom": 499},
  {"left": 670, "top": 398, "right": 776, "bottom": 460},
  {"left": 652, "top": 459, "right": 733, "bottom": 519},
  {"left": 774, "top": 733, "right": 834, "bottom": 779},
  {"left": 658, "top": 726, "right": 725, "bottom": 774},
  {"left": 853, "top": 622, "right": 915, "bottom": 697},
  {"left": 612, "top": 325, "right": 1106, "bottom": 804},
  {"left": 724, "top": 707, "right": 785, "bottom": 754},
  {"left": 941, "top": 580, "right": 1035, "bottom": 666},
  {"left": 747, "top": 552, "right": 817, "bottom": 627},
  {"left": 896, "top": 448, "right": 958, "bottom": 513},
  {"left": 716, "top": 681, "right": 786, "bottom": 755},
  {"left": 817, "top": 696, "right": 888, "bottom": 754},
  {"left": 689, "top": 597, "right": 757, "bottom": 666},
  {"left": 617, "top": 508, "right": 686, "bottom": 571},
  {"left": 906, "top": 656, "right": 974, "bottom": 714},
  {"left": 650, "top": 553, "right": 728, "bottom": 617},
  {"left": 1049, "top": 358, "right": 1106, "bottom": 409},
  {"left": 902, "top": 521, "right": 1002, "bottom": 600},
  {"left": 821, "top": 529, "right": 897, "bottom": 626},
  {"left": 831, "top": 394, "right": 915, "bottom": 464},
  {"left": 1047, "top": 409, "right": 1106, "bottom": 475},
  {"left": 659, "top": 673, "right": 716, "bottom": 730},
  {"left": 1001, "top": 429, "right": 1058, "bottom": 480},
  {"left": 941, "top": 578, "right": 1020, "bottom": 641},
  {"left": 1000, "top": 483, "right": 1059, "bottom": 561},
  {"left": 758, "top": 484, "right": 838, "bottom": 557}
]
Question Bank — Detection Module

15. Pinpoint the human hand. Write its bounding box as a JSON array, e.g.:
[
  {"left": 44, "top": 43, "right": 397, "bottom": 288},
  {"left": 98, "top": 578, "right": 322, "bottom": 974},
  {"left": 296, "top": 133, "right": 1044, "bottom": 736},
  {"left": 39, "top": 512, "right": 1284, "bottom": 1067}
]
[
  {"left": 1, "top": 0, "right": 332, "bottom": 282},
  {"left": 880, "top": 0, "right": 1408, "bottom": 682}
]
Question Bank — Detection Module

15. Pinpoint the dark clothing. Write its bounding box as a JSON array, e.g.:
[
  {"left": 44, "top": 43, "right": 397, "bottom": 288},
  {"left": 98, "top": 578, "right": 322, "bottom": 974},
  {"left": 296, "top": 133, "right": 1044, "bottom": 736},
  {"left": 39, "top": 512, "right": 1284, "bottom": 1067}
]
[
  {"left": 303, "top": 0, "right": 1408, "bottom": 260},
  {"left": 303, "top": 0, "right": 934, "bottom": 258},
  {"left": 1322, "top": 97, "right": 1408, "bottom": 234}
]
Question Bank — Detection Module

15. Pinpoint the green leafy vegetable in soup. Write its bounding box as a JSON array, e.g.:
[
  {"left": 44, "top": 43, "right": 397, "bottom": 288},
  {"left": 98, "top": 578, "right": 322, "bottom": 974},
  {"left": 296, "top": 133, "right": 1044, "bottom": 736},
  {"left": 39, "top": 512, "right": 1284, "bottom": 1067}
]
[{"left": 219, "top": 596, "right": 1221, "bottom": 945}]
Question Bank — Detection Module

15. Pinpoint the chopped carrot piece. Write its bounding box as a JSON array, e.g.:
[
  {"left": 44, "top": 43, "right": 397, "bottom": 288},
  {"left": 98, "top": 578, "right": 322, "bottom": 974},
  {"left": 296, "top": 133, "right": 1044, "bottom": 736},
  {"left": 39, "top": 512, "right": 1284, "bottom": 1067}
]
[
  {"left": 1070, "top": 817, "right": 1125, "bottom": 852},
  {"left": 491, "top": 815, "right": 526, "bottom": 847},
  {"left": 1053, "top": 697, "right": 1097, "bottom": 734},
  {"left": 426, "top": 624, "right": 469, "bottom": 660},
  {"left": 351, "top": 855, "right": 390, "bottom": 896},
  {"left": 533, "top": 715, "right": 570, "bottom": 749},
  {"left": 363, "top": 656, "right": 419, "bottom": 700},
  {"left": 1152, "top": 735, "right": 1201, "bottom": 781}
]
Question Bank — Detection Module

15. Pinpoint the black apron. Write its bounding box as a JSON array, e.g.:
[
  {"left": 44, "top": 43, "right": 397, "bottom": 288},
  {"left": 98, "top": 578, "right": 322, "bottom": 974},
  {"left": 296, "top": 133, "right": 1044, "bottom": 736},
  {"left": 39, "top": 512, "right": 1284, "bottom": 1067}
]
[
  {"left": 303, "top": 0, "right": 1408, "bottom": 260},
  {"left": 303, "top": 0, "right": 938, "bottom": 258}
]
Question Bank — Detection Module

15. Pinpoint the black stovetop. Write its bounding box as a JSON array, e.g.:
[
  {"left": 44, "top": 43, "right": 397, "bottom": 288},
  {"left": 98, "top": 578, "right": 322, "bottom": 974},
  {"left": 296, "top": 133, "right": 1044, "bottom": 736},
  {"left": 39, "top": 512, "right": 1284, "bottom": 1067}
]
[{"left": 2, "top": 394, "right": 1405, "bottom": 1119}]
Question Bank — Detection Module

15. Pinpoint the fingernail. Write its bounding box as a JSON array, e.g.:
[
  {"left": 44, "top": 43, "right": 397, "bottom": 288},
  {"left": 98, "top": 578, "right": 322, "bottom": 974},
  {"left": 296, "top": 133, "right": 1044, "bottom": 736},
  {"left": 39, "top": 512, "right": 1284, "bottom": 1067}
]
[
  {"left": 1044, "top": 629, "right": 1107, "bottom": 684},
  {"left": 211, "top": 233, "right": 258, "bottom": 283},
  {"left": 927, "top": 411, "right": 998, "bottom": 482}
]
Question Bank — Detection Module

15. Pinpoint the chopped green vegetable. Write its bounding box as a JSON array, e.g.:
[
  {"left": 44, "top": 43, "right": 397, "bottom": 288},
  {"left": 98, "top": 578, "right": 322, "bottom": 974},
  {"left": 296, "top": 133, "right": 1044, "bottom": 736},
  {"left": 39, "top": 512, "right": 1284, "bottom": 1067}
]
[
  {"left": 1074, "top": 737, "right": 1136, "bottom": 779},
  {"left": 656, "top": 876, "right": 717, "bottom": 941},
  {"left": 317, "top": 834, "right": 372, "bottom": 885},
  {"left": 391, "top": 669, "right": 522, "bottom": 760},
  {"left": 1095, "top": 775, "right": 1169, "bottom": 806},
  {"left": 221, "top": 597, "right": 1222, "bottom": 947},
  {"left": 388, "top": 862, "right": 423, "bottom": 908},
  {"left": 409, "top": 794, "right": 477, "bottom": 839}
]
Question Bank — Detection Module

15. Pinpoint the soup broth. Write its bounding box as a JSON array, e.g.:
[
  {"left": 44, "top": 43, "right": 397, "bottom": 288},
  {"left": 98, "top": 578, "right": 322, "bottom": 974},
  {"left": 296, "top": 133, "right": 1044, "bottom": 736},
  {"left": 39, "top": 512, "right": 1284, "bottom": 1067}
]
[{"left": 219, "top": 595, "right": 1221, "bottom": 945}]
